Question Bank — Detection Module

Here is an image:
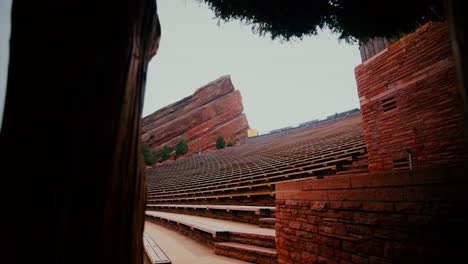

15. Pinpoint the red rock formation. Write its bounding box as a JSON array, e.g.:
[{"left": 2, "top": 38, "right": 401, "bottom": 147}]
[{"left": 142, "top": 75, "right": 249, "bottom": 154}]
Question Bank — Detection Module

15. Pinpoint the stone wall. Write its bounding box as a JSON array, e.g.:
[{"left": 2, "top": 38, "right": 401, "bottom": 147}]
[
  {"left": 274, "top": 21, "right": 468, "bottom": 264},
  {"left": 355, "top": 22, "right": 467, "bottom": 173},
  {"left": 275, "top": 168, "right": 468, "bottom": 263}
]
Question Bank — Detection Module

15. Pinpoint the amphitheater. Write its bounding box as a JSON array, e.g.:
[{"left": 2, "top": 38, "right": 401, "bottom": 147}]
[
  {"left": 142, "top": 22, "right": 468, "bottom": 264},
  {"left": 144, "top": 112, "right": 366, "bottom": 263}
]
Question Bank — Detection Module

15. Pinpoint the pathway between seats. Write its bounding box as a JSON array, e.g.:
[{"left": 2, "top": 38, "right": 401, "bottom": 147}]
[
  {"left": 146, "top": 211, "right": 275, "bottom": 236},
  {"left": 145, "top": 221, "right": 249, "bottom": 264}
]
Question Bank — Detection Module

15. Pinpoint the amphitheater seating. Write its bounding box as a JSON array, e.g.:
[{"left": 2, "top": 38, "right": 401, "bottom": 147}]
[
  {"left": 144, "top": 113, "right": 368, "bottom": 263},
  {"left": 145, "top": 114, "right": 367, "bottom": 205},
  {"left": 143, "top": 232, "right": 171, "bottom": 264},
  {"left": 146, "top": 211, "right": 274, "bottom": 237},
  {"left": 146, "top": 211, "right": 229, "bottom": 238},
  {"left": 145, "top": 211, "right": 277, "bottom": 263},
  {"left": 147, "top": 204, "right": 275, "bottom": 215}
]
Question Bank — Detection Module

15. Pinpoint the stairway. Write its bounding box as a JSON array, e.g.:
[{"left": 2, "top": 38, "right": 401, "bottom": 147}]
[
  {"left": 258, "top": 218, "right": 276, "bottom": 229},
  {"left": 214, "top": 231, "right": 277, "bottom": 264},
  {"left": 146, "top": 211, "right": 277, "bottom": 263},
  {"left": 215, "top": 242, "right": 277, "bottom": 264},
  {"left": 214, "top": 222, "right": 277, "bottom": 263}
]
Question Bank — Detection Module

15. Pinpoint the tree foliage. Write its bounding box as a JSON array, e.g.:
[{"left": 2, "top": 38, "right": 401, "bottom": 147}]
[
  {"left": 200, "top": 0, "right": 444, "bottom": 42},
  {"left": 160, "top": 145, "right": 173, "bottom": 162},
  {"left": 142, "top": 143, "right": 158, "bottom": 166},
  {"left": 216, "top": 136, "right": 226, "bottom": 149},
  {"left": 175, "top": 139, "right": 189, "bottom": 157}
]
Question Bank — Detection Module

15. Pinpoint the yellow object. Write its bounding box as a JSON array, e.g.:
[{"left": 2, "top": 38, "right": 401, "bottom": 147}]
[{"left": 247, "top": 128, "right": 259, "bottom": 137}]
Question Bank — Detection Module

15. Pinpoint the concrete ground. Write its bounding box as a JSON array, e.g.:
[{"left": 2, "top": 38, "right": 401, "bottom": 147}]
[{"left": 145, "top": 221, "right": 250, "bottom": 264}]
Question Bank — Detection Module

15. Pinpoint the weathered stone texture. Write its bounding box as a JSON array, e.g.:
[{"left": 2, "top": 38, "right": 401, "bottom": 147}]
[
  {"left": 142, "top": 75, "right": 249, "bottom": 153},
  {"left": 355, "top": 22, "right": 468, "bottom": 173},
  {"left": 275, "top": 167, "right": 468, "bottom": 263},
  {"left": 275, "top": 22, "right": 468, "bottom": 264}
]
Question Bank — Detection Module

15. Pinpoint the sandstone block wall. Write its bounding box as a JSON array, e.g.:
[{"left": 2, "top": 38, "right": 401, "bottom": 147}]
[
  {"left": 274, "top": 22, "right": 468, "bottom": 263},
  {"left": 355, "top": 22, "right": 467, "bottom": 173},
  {"left": 275, "top": 168, "right": 468, "bottom": 263}
]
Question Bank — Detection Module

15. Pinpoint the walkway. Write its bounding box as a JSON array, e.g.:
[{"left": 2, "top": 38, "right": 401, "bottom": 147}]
[{"left": 145, "top": 221, "right": 249, "bottom": 264}]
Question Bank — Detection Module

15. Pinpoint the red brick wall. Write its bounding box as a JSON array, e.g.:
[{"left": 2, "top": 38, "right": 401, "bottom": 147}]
[
  {"left": 355, "top": 22, "right": 467, "bottom": 173},
  {"left": 275, "top": 168, "right": 468, "bottom": 263}
]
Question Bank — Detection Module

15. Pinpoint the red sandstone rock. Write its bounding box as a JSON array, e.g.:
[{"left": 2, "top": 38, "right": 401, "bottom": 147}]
[{"left": 142, "top": 75, "right": 249, "bottom": 154}]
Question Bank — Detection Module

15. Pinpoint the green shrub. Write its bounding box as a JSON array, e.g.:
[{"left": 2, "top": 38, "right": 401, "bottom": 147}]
[
  {"left": 226, "top": 142, "right": 233, "bottom": 147},
  {"left": 159, "top": 145, "right": 173, "bottom": 162},
  {"left": 216, "top": 136, "right": 226, "bottom": 150},
  {"left": 142, "top": 143, "right": 157, "bottom": 166},
  {"left": 175, "top": 139, "right": 189, "bottom": 157},
  {"left": 152, "top": 149, "right": 159, "bottom": 163}
]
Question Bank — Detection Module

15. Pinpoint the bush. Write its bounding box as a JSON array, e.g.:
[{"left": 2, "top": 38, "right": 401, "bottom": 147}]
[
  {"left": 175, "top": 139, "right": 189, "bottom": 157},
  {"left": 216, "top": 136, "right": 226, "bottom": 149},
  {"left": 226, "top": 142, "right": 233, "bottom": 147},
  {"left": 142, "top": 143, "right": 157, "bottom": 166},
  {"left": 159, "top": 145, "right": 173, "bottom": 162},
  {"left": 152, "top": 149, "right": 159, "bottom": 163}
]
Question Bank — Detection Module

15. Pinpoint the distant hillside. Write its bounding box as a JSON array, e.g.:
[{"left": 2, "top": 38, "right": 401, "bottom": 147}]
[
  {"left": 142, "top": 75, "right": 249, "bottom": 155},
  {"left": 246, "top": 108, "right": 360, "bottom": 144}
]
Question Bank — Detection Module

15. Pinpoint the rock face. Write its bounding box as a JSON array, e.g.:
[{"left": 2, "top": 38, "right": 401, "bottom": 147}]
[{"left": 142, "top": 75, "right": 250, "bottom": 153}]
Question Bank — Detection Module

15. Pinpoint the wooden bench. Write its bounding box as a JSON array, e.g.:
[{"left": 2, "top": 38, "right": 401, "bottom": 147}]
[
  {"left": 146, "top": 146, "right": 365, "bottom": 196},
  {"left": 145, "top": 211, "right": 229, "bottom": 239},
  {"left": 143, "top": 232, "right": 171, "bottom": 264},
  {"left": 147, "top": 164, "right": 338, "bottom": 200},
  {"left": 146, "top": 204, "right": 275, "bottom": 215},
  {"left": 147, "top": 191, "right": 275, "bottom": 203},
  {"left": 145, "top": 115, "right": 366, "bottom": 198}
]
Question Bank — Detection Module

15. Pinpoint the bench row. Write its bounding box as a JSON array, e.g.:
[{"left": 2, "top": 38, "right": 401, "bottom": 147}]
[
  {"left": 143, "top": 232, "right": 171, "bottom": 264},
  {"left": 147, "top": 204, "right": 275, "bottom": 215},
  {"left": 145, "top": 211, "right": 275, "bottom": 238}
]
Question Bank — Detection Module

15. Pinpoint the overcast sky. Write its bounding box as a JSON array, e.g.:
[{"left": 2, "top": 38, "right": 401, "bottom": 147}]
[
  {"left": 144, "top": 0, "right": 362, "bottom": 134},
  {"left": 0, "top": 0, "right": 12, "bottom": 130},
  {"left": 0, "top": 0, "right": 362, "bottom": 133}
]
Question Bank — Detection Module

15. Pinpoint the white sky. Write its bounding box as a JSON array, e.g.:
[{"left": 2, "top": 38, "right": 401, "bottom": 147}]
[
  {"left": 0, "top": 0, "right": 362, "bottom": 133},
  {"left": 143, "top": 0, "right": 362, "bottom": 134},
  {"left": 0, "top": 0, "right": 12, "bottom": 130}
]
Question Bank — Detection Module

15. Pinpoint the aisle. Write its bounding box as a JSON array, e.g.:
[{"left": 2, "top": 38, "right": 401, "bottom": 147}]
[{"left": 144, "top": 221, "right": 250, "bottom": 264}]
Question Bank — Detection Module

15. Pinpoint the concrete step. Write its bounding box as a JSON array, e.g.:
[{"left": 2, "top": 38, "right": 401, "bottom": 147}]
[
  {"left": 145, "top": 221, "right": 251, "bottom": 264},
  {"left": 215, "top": 242, "right": 277, "bottom": 264},
  {"left": 229, "top": 231, "right": 275, "bottom": 249},
  {"left": 336, "top": 169, "right": 369, "bottom": 175},
  {"left": 259, "top": 218, "right": 276, "bottom": 229}
]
